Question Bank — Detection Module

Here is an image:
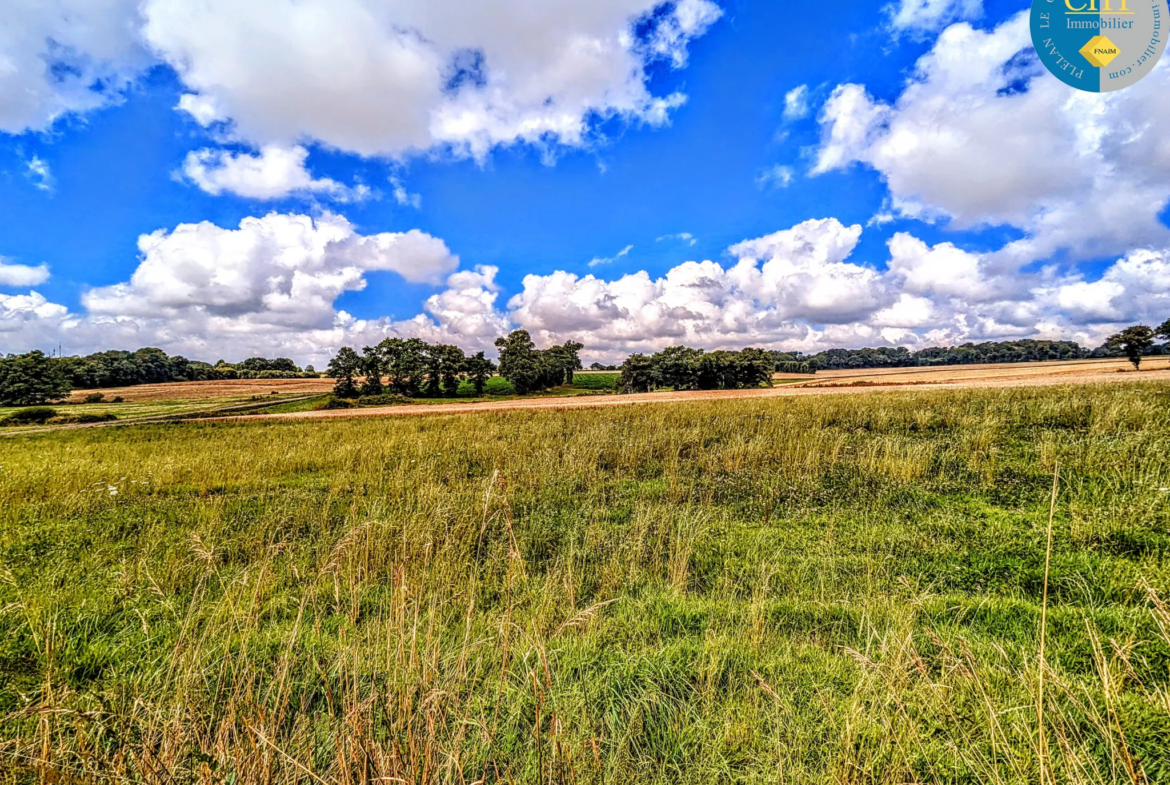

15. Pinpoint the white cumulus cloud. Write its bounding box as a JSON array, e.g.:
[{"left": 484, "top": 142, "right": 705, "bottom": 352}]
[
  {"left": 0, "top": 0, "right": 150, "bottom": 134},
  {"left": 6, "top": 216, "right": 1170, "bottom": 365},
  {"left": 145, "top": 0, "right": 721, "bottom": 159},
  {"left": 2, "top": 0, "right": 721, "bottom": 161},
  {"left": 0, "top": 213, "right": 502, "bottom": 364},
  {"left": 813, "top": 12, "right": 1170, "bottom": 266},
  {"left": 0, "top": 260, "right": 50, "bottom": 287},
  {"left": 887, "top": 0, "right": 983, "bottom": 34},
  {"left": 182, "top": 146, "right": 371, "bottom": 201}
]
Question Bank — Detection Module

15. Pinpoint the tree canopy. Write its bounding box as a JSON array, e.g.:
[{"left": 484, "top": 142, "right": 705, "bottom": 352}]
[
  {"left": 0, "top": 351, "right": 72, "bottom": 406},
  {"left": 620, "top": 346, "right": 774, "bottom": 394},
  {"left": 1108, "top": 326, "right": 1156, "bottom": 370}
]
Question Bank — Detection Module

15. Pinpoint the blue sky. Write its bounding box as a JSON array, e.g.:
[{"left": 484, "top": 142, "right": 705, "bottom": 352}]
[{"left": 1, "top": 0, "right": 1168, "bottom": 365}]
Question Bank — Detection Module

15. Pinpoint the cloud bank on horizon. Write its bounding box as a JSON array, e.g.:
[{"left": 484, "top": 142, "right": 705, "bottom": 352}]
[{"left": 1, "top": 0, "right": 1169, "bottom": 365}]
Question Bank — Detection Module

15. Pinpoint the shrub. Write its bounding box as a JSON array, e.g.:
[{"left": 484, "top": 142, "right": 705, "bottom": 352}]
[
  {"left": 110, "top": 396, "right": 125, "bottom": 403},
  {"left": 458, "top": 376, "right": 516, "bottom": 397},
  {"left": 358, "top": 393, "right": 410, "bottom": 407},
  {"left": 84, "top": 392, "right": 106, "bottom": 404},
  {"left": 313, "top": 396, "right": 356, "bottom": 411},
  {"left": 484, "top": 377, "right": 516, "bottom": 396},
  {"left": 2, "top": 407, "right": 58, "bottom": 425},
  {"left": 51, "top": 413, "right": 118, "bottom": 425},
  {"left": 572, "top": 373, "right": 620, "bottom": 391}
]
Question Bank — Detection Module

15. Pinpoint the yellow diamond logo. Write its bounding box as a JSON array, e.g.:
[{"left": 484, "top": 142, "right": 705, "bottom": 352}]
[{"left": 1080, "top": 36, "right": 1121, "bottom": 68}]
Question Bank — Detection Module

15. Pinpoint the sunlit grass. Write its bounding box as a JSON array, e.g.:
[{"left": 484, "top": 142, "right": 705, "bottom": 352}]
[{"left": 1, "top": 384, "right": 1169, "bottom": 783}]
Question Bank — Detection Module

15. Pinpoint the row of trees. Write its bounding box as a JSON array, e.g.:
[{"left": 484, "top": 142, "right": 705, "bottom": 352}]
[
  {"left": 802, "top": 340, "right": 1090, "bottom": 370},
  {"left": 0, "top": 347, "right": 319, "bottom": 406},
  {"left": 619, "top": 347, "right": 775, "bottom": 393},
  {"left": 56, "top": 348, "right": 316, "bottom": 389},
  {"left": 327, "top": 338, "right": 497, "bottom": 398},
  {"left": 326, "top": 331, "right": 584, "bottom": 399}
]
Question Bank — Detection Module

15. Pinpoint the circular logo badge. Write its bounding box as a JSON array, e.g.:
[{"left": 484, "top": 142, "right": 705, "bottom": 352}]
[{"left": 1031, "top": 0, "right": 1166, "bottom": 92}]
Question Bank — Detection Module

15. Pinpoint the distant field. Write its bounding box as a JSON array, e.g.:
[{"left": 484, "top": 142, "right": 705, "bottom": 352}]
[
  {"left": 63, "top": 376, "right": 335, "bottom": 403},
  {"left": 5, "top": 359, "right": 1167, "bottom": 434},
  {"left": 802, "top": 357, "right": 1165, "bottom": 385},
  {"left": 2, "top": 383, "right": 1169, "bottom": 782}
]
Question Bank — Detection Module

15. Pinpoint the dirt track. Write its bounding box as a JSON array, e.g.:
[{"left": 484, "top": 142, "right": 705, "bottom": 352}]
[{"left": 228, "top": 359, "right": 1170, "bottom": 424}]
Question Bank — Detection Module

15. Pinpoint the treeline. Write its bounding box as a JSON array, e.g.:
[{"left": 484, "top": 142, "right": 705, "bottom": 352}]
[
  {"left": 0, "top": 347, "right": 319, "bottom": 406},
  {"left": 802, "top": 340, "right": 1089, "bottom": 370},
  {"left": 619, "top": 346, "right": 774, "bottom": 393},
  {"left": 327, "top": 331, "right": 583, "bottom": 399},
  {"left": 56, "top": 348, "right": 318, "bottom": 389}
]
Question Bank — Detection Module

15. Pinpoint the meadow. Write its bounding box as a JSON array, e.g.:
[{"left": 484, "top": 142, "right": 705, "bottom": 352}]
[{"left": 1, "top": 383, "right": 1169, "bottom": 783}]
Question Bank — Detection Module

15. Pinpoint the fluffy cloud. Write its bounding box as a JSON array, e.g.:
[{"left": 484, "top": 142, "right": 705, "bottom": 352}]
[
  {"left": 508, "top": 218, "right": 888, "bottom": 356},
  {"left": 0, "top": 260, "right": 50, "bottom": 287},
  {"left": 506, "top": 219, "right": 1170, "bottom": 361},
  {"left": 887, "top": 0, "right": 982, "bottom": 33},
  {"left": 782, "top": 85, "right": 810, "bottom": 121},
  {"left": 83, "top": 213, "right": 458, "bottom": 325},
  {"left": 814, "top": 12, "right": 1170, "bottom": 265},
  {"left": 0, "top": 213, "right": 506, "bottom": 363},
  {"left": 0, "top": 291, "right": 68, "bottom": 329},
  {"left": 182, "top": 146, "right": 370, "bottom": 201},
  {"left": 0, "top": 0, "right": 150, "bottom": 134},
  {"left": 3, "top": 1, "right": 720, "bottom": 159},
  {"left": 5, "top": 215, "right": 1170, "bottom": 364}
]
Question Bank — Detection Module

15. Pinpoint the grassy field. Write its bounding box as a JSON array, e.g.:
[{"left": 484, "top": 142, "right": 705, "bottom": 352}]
[{"left": 2, "top": 384, "right": 1169, "bottom": 783}]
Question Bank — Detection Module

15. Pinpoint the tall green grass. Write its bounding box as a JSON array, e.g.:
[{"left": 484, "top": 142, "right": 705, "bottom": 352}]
[{"left": 1, "top": 384, "right": 1169, "bottom": 783}]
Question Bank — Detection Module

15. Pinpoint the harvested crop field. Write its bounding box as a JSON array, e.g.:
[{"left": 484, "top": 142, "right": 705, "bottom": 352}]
[
  {"left": 230, "top": 358, "right": 1170, "bottom": 423},
  {"left": 65, "top": 377, "right": 336, "bottom": 403}
]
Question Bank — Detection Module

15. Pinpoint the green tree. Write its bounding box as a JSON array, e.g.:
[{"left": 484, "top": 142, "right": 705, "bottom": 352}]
[
  {"left": 465, "top": 352, "right": 496, "bottom": 396},
  {"left": 0, "top": 351, "right": 72, "bottom": 406},
  {"left": 1155, "top": 319, "right": 1170, "bottom": 344},
  {"left": 379, "top": 338, "right": 427, "bottom": 397},
  {"left": 327, "top": 347, "right": 362, "bottom": 398},
  {"left": 734, "top": 348, "right": 776, "bottom": 388},
  {"left": 495, "top": 330, "right": 542, "bottom": 395},
  {"left": 421, "top": 345, "right": 444, "bottom": 398},
  {"left": 1108, "top": 326, "right": 1155, "bottom": 370},
  {"left": 651, "top": 346, "right": 704, "bottom": 390},
  {"left": 359, "top": 346, "right": 384, "bottom": 396},
  {"left": 619, "top": 353, "right": 655, "bottom": 394},
  {"left": 437, "top": 345, "right": 467, "bottom": 397},
  {"left": 554, "top": 341, "right": 584, "bottom": 384}
]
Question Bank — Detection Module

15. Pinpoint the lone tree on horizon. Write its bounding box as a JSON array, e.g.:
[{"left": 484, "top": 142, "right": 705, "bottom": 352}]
[{"left": 1108, "top": 325, "right": 1155, "bottom": 370}]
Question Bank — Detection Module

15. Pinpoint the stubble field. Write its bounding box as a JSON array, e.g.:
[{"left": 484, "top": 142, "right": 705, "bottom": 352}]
[{"left": 1, "top": 382, "right": 1169, "bottom": 783}]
